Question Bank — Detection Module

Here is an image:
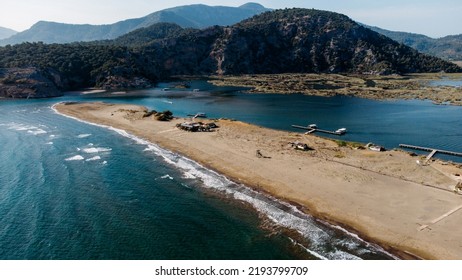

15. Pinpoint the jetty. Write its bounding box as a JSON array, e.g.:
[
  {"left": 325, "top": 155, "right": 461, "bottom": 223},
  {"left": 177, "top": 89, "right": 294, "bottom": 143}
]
[
  {"left": 187, "top": 113, "right": 207, "bottom": 118},
  {"left": 292, "top": 125, "right": 347, "bottom": 136},
  {"left": 399, "top": 144, "right": 462, "bottom": 163}
]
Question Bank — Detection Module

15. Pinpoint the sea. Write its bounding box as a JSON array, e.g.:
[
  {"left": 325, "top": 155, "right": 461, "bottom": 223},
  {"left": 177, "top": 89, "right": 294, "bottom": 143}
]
[{"left": 1, "top": 80, "right": 461, "bottom": 260}]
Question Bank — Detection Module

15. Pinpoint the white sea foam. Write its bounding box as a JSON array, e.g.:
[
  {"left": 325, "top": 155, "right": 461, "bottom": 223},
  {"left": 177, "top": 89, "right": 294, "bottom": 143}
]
[
  {"left": 11, "top": 124, "right": 34, "bottom": 131},
  {"left": 86, "top": 156, "right": 101, "bottom": 162},
  {"left": 160, "top": 174, "right": 174, "bottom": 180},
  {"left": 28, "top": 129, "right": 47, "bottom": 135},
  {"left": 65, "top": 155, "right": 85, "bottom": 161},
  {"left": 182, "top": 172, "right": 197, "bottom": 179},
  {"left": 83, "top": 147, "right": 112, "bottom": 154},
  {"left": 51, "top": 102, "right": 397, "bottom": 260},
  {"left": 77, "top": 134, "right": 92, "bottom": 138},
  {"left": 7, "top": 123, "right": 47, "bottom": 135}
]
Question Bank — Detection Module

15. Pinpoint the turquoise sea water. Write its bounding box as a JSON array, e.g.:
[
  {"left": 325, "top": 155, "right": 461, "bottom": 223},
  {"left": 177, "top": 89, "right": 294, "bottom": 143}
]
[{"left": 1, "top": 81, "right": 461, "bottom": 260}]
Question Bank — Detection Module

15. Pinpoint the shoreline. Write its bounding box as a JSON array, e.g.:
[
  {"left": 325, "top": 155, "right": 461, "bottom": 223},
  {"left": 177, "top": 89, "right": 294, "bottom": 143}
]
[{"left": 54, "top": 102, "right": 462, "bottom": 260}]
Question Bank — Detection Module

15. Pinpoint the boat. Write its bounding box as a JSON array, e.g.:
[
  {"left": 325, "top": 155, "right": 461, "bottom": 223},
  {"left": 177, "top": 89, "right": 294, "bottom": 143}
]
[
  {"left": 193, "top": 89, "right": 200, "bottom": 92},
  {"left": 308, "top": 124, "right": 318, "bottom": 129},
  {"left": 366, "top": 143, "right": 386, "bottom": 152},
  {"left": 335, "top": 128, "right": 347, "bottom": 135}
]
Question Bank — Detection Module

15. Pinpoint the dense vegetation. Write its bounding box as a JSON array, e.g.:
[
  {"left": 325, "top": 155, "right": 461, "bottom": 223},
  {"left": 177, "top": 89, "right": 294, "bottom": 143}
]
[
  {"left": 1, "top": 8, "right": 460, "bottom": 97},
  {"left": 103, "top": 23, "right": 186, "bottom": 47},
  {"left": 210, "top": 9, "right": 460, "bottom": 74},
  {"left": 0, "top": 42, "right": 156, "bottom": 90}
]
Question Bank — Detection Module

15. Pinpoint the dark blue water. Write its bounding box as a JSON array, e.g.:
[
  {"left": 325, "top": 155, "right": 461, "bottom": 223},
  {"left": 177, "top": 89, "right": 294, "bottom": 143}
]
[{"left": 1, "top": 81, "right": 461, "bottom": 260}]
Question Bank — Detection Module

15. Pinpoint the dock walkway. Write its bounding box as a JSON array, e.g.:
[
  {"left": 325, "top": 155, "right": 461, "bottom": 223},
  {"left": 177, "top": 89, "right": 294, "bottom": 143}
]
[
  {"left": 292, "top": 125, "right": 346, "bottom": 136},
  {"left": 399, "top": 144, "right": 462, "bottom": 163}
]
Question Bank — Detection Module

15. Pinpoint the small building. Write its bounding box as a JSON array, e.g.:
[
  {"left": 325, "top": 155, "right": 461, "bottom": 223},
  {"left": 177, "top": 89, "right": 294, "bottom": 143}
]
[
  {"left": 366, "top": 143, "right": 386, "bottom": 152},
  {"left": 290, "top": 141, "right": 312, "bottom": 151},
  {"left": 176, "top": 122, "right": 218, "bottom": 132}
]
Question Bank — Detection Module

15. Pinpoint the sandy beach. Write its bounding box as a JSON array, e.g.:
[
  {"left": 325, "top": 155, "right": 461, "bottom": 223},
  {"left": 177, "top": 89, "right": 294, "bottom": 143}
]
[{"left": 55, "top": 102, "right": 462, "bottom": 260}]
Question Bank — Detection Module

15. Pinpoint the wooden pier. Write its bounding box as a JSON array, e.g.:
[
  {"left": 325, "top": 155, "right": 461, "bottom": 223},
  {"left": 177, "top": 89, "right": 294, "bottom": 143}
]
[
  {"left": 399, "top": 144, "right": 462, "bottom": 163},
  {"left": 292, "top": 125, "right": 346, "bottom": 136}
]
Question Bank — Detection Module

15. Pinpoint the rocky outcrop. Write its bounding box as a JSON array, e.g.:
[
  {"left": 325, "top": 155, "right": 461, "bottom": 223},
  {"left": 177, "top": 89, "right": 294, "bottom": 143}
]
[
  {"left": 97, "top": 75, "right": 152, "bottom": 90},
  {"left": 207, "top": 9, "right": 460, "bottom": 75},
  {"left": 94, "top": 65, "right": 153, "bottom": 90},
  {"left": 146, "top": 9, "right": 460, "bottom": 76},
  {"left": 0, "top": 68, "right": 62, "bottom": 99}
]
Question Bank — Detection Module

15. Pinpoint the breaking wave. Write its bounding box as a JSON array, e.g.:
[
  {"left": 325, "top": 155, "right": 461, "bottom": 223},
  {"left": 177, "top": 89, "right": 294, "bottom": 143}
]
[{"left": 65, "top": 155, "right": 85, "bottom": 161}]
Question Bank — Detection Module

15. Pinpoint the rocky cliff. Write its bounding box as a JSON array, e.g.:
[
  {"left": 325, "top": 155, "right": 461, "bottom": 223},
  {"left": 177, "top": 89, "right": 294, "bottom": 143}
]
[
  {"left": 0, "top": 68, "right": 62, "bottom": 98},
  {"left": 149, "top": 9, "right": 459, "bottom": 76}
]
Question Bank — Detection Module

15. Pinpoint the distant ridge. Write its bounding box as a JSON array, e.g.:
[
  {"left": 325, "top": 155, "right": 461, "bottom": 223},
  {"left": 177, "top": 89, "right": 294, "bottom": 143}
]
[
  {"left": 365, "top": 25, "right": 462, "bottom": 61},
  {"left": 0, "top": 26, "right": 17, "bottom": 40},
  {"left": 0, "top": 3, "right": 270, "bottom": 45}
]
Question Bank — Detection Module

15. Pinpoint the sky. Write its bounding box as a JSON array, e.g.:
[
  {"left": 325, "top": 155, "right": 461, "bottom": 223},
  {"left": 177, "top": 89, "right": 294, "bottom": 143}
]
[{"left": 0, "top": 0, "right": 460, "bottom": 38}]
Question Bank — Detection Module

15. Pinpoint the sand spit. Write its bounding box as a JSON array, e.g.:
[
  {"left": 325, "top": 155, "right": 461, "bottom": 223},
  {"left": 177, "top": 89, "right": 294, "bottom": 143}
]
[{"left": 55, "top": 102, "right": 462, "bottom": 259}]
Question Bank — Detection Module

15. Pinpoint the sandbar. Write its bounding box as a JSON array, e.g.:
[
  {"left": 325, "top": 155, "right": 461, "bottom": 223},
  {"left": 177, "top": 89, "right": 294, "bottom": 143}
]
[{"left": 55, "top": 102, "right": 462, "bottom": 259}]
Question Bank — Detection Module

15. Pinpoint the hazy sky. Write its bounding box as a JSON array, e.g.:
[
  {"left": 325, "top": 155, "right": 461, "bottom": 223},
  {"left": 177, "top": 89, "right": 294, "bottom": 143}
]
[{"left": 0, "top": 0, "right": 460, "bottom": 38}]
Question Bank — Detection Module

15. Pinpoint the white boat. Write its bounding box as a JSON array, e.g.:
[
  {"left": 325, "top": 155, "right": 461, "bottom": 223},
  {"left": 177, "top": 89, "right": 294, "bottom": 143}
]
[
  {"left": 369, "top": 146, "right": 384, "bottom": 152},
  {"left": 308, "top": 124, "right": 317, "bottom": 129},
  {"left": 335, "top": 128, "right": 347, "bottom": 134},
  {"left": 366, "top": 143, "right": 385, "bottom": 152}
]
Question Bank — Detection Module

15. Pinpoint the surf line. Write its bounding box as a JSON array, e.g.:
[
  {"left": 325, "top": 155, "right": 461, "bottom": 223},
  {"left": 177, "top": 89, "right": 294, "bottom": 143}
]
[{"left": 51, "top": 102, "right": 398, "bottom": 260}]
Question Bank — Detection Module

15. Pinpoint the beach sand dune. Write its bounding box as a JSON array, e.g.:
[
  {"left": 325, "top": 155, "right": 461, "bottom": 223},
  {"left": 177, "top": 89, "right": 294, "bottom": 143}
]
[{"left": 55, "top": 102, "right": 462, "bottom": 259}]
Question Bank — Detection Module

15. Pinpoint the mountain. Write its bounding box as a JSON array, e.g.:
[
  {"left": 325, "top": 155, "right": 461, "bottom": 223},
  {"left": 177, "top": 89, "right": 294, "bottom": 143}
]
[
  {"left": 147, "top": 9, "right": 460, "bottom": 76},
  {"left": 366, "top": 25, "right": 462, "bottom": 61},
  {"left": 0, "top": 3, "right": 269, "bottom": 45},
  {"left": 0, "top": 27, "right": 17, "bottom": 40},
  {"left": 1, "top": 9, "right": 460, "bottom": 98},
  {"left": 107, "top": 23, "right": 185, "bottom": 47}
]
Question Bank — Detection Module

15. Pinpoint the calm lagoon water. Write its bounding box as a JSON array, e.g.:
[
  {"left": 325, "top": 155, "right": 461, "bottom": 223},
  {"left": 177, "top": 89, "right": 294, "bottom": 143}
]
[
  {"left": 1, "top": 80, "right": 460, "bottom": 260},
  {"left": 429, "top": 78, "right": 462, "bottom": 87}
]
